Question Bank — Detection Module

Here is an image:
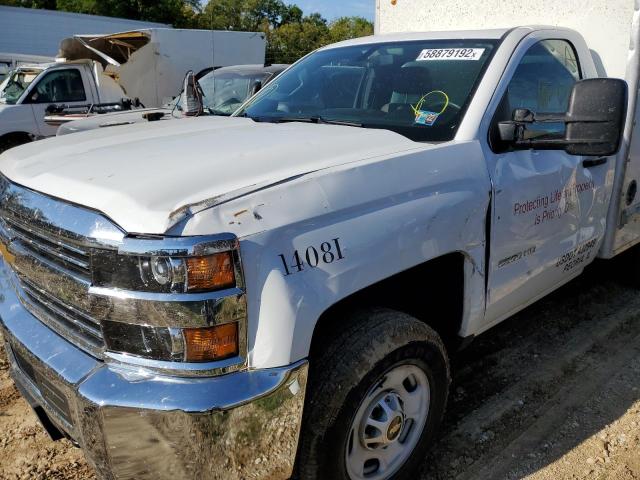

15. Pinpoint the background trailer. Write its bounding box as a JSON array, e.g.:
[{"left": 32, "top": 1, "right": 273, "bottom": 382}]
[{"left": 58, "top": 28, "right": 267, "bottom": 108}]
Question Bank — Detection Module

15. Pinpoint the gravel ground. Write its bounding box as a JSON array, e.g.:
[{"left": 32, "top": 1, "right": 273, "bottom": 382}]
[{"left": 1, "top": 257, "right": 639, "bottom": 480}]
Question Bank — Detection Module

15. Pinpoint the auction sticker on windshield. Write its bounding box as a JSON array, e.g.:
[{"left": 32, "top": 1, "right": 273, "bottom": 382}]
[{"left": 416, "top": 48, "right": 485, "bottom": 61}]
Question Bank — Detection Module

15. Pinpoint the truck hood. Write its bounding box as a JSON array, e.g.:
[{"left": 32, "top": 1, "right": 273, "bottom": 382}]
[{"left": 0, "top": 116, "right": 421, "bottom": 234}]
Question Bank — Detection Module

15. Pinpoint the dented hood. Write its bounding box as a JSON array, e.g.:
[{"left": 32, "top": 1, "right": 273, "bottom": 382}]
[{"left": 0, "top": 117, "right": 420, "bottom": 234}]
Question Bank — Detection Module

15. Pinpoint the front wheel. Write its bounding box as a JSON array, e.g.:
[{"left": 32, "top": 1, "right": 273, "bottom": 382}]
[
  {"left": 0, "top": 134, "right": 31, "bottom": 154},
  {"left": 297, "top": 309, "right": 450, "bottom": 480}
]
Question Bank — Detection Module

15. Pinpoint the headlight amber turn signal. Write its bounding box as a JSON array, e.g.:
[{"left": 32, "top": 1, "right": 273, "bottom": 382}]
[
  {"left": 186, "top": 252, "right": 235, "bottom": 292},
  {"left": 183, "top": 322, "right": 239, "bottom": 362}
]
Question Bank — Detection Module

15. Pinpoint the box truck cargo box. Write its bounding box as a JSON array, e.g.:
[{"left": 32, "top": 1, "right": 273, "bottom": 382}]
[
  {"left": 58, "top": 28, "right": 267, "bottom": 108},
  {"left": 376, "top": 0, "right": 640, "bottom": 256}
]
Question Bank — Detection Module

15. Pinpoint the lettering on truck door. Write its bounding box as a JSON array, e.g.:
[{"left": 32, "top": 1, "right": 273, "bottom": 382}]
[{"left": 484, "top": 39, "right": 612, "bottom": 325}]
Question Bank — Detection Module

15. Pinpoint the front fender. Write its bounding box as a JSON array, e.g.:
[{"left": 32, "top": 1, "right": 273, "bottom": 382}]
[
  {"left": 181, "top": 141, "right": 491, "bottom": 368},
  {"left": 0, "top": 104, "right": 37, "bottom": 137}
]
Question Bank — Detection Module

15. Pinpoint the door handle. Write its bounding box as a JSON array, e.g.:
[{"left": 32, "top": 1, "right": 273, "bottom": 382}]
[{"left": 583, "top": 157, "right": 607, "bottom": 168}]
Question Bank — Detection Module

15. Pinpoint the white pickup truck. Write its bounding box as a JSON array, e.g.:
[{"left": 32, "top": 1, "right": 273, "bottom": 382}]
[
  {"left": 0, "top": 60, "right": 126, "bottom": 150},
  {"left": 0, "top": 7, "right": 638, "bottom": 480}
]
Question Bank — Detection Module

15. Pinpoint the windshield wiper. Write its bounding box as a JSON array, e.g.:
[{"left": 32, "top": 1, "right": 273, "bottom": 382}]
[
  {"left": 316, "top": 117, "right": 363, "bottom": 127},
  {"left": 251, "top": 115, "right": 362, "bottom": 127}
]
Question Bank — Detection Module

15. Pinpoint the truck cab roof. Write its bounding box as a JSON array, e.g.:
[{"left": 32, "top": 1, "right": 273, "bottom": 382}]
[{"left": 320, "top": 26, "right": 571, "bottom": 50}]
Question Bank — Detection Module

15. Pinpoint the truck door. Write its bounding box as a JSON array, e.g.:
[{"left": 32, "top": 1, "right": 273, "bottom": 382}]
[
  {"left": 484, "top": 39, "right": 613, "bottom": 325},
  {"left": 23, "top": 68, "right": 90, "bottom": 138}
]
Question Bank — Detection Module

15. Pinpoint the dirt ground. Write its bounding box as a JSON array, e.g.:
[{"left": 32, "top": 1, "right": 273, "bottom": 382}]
[{"left": 1, "top": 257, "right": 639, "bottom": 480}]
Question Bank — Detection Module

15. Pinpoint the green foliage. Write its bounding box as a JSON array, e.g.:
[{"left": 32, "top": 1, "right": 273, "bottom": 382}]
[
  {"left": 200, "top": 0, "right": 311, "bottom": 31},
  {"left": 0, "top": 0, "right": 57, "bottom": 7},
  {"left": 266, "top": 17, "right": 329, "bottom": 63},
  {"left": 265, "top": 15, "right": 373, "bottom": 64},
  {"left": 0, "top": 0, "right": 374, "bottom": 63},
  {"left": 56, "top": 0, "right": 202, "bottom": 27},
  {"left": 327, "top": 16, "right": 374, "bottom": 44}
]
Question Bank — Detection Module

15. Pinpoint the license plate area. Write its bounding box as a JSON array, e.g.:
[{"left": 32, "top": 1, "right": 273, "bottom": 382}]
[{"left": 9, "top": 343, "right": 74, "bottom": 431}]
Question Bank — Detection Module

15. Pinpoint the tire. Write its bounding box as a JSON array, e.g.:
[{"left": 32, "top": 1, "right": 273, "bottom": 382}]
[
  {"left": 297, "top": 308, "right": 450, "bottom": 480},
  {"left": 613, "top": 245, "right": 640, "bottom": 288}
]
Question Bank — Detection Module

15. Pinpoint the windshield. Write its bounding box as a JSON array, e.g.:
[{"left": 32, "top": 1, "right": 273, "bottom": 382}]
[
  {"left": 236, "top": 40, "right": 497, "bottom": 142},
  {"left": 0, "top": 68, "right": 42, "bottom": 105},
  {"left": 198, "top": 70, "right": 269, "bottom": 115}
]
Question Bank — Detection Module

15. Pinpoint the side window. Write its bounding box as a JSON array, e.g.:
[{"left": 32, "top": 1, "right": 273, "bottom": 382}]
[
  {"left": 491, "top": 40, "right": 581, "bottom": 148},
  {"left": 29, "top": 69, "right": 86, "bottom": 104}
]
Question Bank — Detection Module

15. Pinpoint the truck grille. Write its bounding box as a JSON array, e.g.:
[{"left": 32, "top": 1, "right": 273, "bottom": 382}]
[
  {"left": 0, "top": 175, "right": 124, "bottom": 358},
  {"left": 19, "top": 277, "right": 104, "bottom": 351},
  {"left": 3, "top": 216, "right": 91, "bottom": 280}
]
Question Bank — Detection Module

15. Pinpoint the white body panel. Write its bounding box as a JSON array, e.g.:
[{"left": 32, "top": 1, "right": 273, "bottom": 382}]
[
  {"left": 0, "top": 103, "right": 38, "bottom": 137},
  {"left": 375, "top": 0, "right": 640, "bottom": 256},
  {"left": 375, "top": 0, "right": 633, "bottom": 78},
  {"left": 0, "top": 25, "right": 633, "bottom": 369},
  {"left": 173, "top": 140, "right": 491, "bottom": 368},
  {"left": 0, "top": 117, "right": 422, "bottom": 233},
  {"left": 474, "top": 28, "right": 615, "bottom": 330}
]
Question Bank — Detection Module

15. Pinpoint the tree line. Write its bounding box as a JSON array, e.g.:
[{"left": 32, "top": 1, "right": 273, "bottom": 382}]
[{"left": 1, "top": 0, "right": 374, "bottom": 64}]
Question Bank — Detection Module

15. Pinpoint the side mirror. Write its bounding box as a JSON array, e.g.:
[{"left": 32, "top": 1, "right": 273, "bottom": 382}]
[
  {"left": 45, "top": 104, "right": 65, "bottom": 115},
  {"left": 180, "top": 71, "right": 203, "bottom": 117},
  {"left": 498, "top": 78, "right": 628, "bottom": 157},
  {"left": 565, "top": 79, "right": 627, "bottom": 156}
]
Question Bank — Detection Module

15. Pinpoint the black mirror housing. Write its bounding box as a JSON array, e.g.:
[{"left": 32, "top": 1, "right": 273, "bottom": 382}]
[
  {"left": 497, "top": 121, "right": 517, "bottom": 142},
  {"left": 497, "top": 78, "right": 628, "bottom": 157},
  {"left": 564, "top": 78, "right": 628, "bottom": 156}
]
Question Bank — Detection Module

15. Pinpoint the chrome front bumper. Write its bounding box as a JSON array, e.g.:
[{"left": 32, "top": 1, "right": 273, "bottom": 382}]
[{"left": 0, "top": 265, "right": 308, "bottom": 480}]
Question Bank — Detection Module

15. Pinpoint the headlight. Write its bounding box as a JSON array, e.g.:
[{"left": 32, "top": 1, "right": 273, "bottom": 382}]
[
  {"left": 92, "top": 251, "right": 236, "bottom": 293},
  {"left": 91, "top": 235, "right": 246, "bottom": 367},
  {"left": 102, "top": 320, "right": 240, "bottom": 363}
]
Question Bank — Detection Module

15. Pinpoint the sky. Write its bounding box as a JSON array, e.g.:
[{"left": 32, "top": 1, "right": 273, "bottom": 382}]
[{"left": 294, "top": 0, "right": 375, "bottom": 21}]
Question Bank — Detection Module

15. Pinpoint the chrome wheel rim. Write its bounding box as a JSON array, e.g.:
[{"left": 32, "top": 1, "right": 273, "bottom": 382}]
[{"left": 345, "top": 364, "right": 430, "bottom": 480}]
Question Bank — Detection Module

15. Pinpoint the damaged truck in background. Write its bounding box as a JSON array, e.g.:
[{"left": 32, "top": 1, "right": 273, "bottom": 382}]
[
  {"left": 1, "top": 1, "right": 640, "bottom": 479},
  {"left": 0, "top": 28, "right": 266, "bottom": 151},
  {"left": 55, "top": 64, "right": 289, "bottom": 135}
]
